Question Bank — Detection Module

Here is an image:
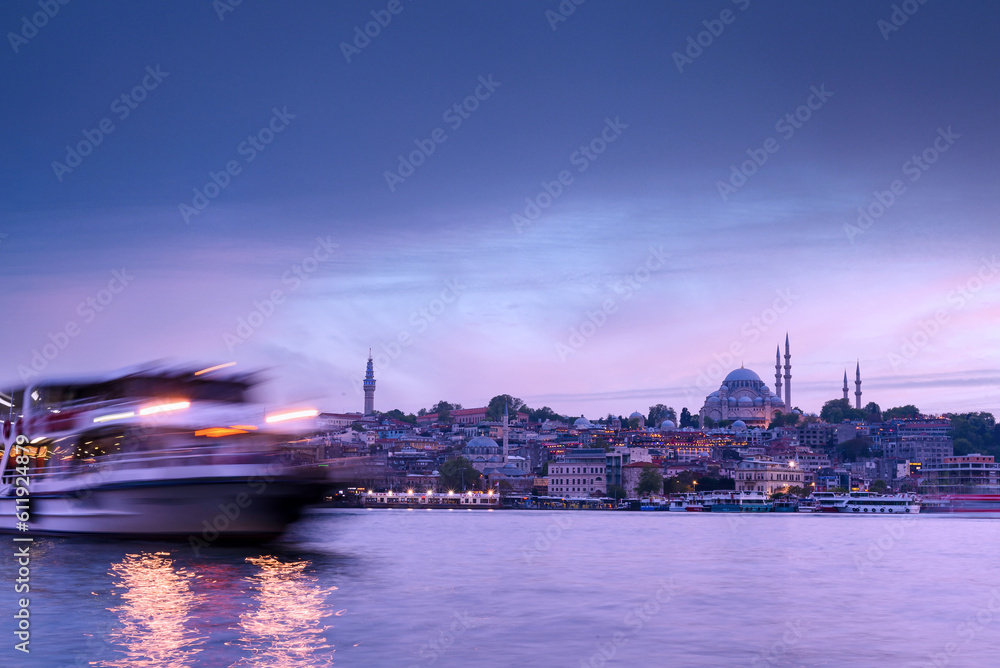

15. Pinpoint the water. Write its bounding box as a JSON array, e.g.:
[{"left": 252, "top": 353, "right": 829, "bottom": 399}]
[{"left": 3, "top": 510, "right": 1000, "bottom": 667}]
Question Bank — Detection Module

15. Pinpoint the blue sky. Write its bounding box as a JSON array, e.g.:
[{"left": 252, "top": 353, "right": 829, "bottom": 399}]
[{"left": 2, "top": 0, "right": 999, "bottom": 418}]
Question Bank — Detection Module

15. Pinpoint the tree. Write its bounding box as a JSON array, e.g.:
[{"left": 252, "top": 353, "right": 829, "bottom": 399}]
[
  {"left": 869, "top": 479, "right": 888, "bottom": 493},
  {"left": 381, "top": 409, "right": 416, "bottom": 425},
  {"left": 883, "top": 405, "right": 921, "bottom": 420},
  {"left": 486, "top": 394, "right": 525, "bottom": 421},
  {"left": 529, "top": 406, "right": 564, "bottom": 423},
  {"left": 628, "top": 417, "right": 643, "bottom": 430},
  {"left": 637, "top": 467, "right": 664, "bottom": 497},
  {"left": 820, "top": 398, "right": 866, "bottom": 424},
  {"left": 946, "top": 412, "right": 999, "bottom": 458},
  {"left": 786, "top": 485, "right": 806, "bottom": 497},
  {"left": 864, "top": 402, "right": 882, "bottom": 423},
  {"left": 702, "top": 416, "right": 717, "bottom": 429},
  {"left": 431, "top": 400, "right": 461, "bottom": 414},
  {"left": 606, "top": 484, "right": 627, "bottom": 500},
  {"left": 835, "top": 437, "right": 872, "bottom": 462},
  {"left": 647, "top": 404, "right": 676, "bottom": 426},
  {"left": 438, "top": 457, "right": 482, "bottom": 492},
  {"left": 679, "top": 407, "right": 697, "bottom": 429}
]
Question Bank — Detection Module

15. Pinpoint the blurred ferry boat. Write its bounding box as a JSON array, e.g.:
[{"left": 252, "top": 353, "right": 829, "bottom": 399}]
[
  {"left": 702, "top": 490, "right": 772, "bottom": 513},
  {"left": 811, "top": 491, "right": 849, "bottom": 513},
  {"left": 0, "top": 365, "right": 325, "bottom": 542}
]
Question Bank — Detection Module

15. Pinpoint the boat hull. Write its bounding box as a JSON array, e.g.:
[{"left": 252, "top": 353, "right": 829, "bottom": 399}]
[{"left": 0, "top": 477, "right": 324, "bottom": 542}]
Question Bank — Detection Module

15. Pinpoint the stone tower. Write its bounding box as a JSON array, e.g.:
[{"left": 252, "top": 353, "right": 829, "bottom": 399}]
[{"left": 363, "top": 350, "right": 376, "bottom": 415}]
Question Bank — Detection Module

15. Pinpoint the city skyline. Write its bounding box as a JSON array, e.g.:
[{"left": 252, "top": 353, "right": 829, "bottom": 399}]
[{"left": 2, "top": 1, "right": 999, "bottom": 420}]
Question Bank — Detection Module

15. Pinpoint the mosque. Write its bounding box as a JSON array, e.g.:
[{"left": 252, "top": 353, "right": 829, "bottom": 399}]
[
  {"left": 698, "top": 335, "right": 864, "bottom": 429},
  {"left": 698, "top": 335, "right": 791, "bottom": 429}
]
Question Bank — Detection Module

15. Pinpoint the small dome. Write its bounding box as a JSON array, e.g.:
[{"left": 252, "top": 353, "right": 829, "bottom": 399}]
[
  {"left": 728, "top": 397, "right": 738, "bottom": 406},
  {"left": 573, "top": 416, "right": 591, "bottom": 429},
  {"left": 706, "top": 396, "right": 721, "bottom": 405},
  {"left": 732, "top": 420, "right": 747, "bottom": 431},
  {"left": 724, "top": 368, "right": 762, "bottom": 383},
  {"left": 753, "top": 397, "right": 764, "bottom": 406},
  {"left": 738, "top": 396, "right": 753, "bottom": 406},
  {"left": 629, "top": 411, "right": 644, "bottom": 420},
  {"left": 708, "top": 391, "right": 720, "bottom": 398},
  {"left": 659, "top": 419, "right": 676, "bottom": 430}
]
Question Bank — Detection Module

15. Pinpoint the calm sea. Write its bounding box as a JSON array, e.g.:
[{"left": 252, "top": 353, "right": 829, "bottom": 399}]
[{"left": 3, "top": 510, "right": 1000, "bottom": 667}]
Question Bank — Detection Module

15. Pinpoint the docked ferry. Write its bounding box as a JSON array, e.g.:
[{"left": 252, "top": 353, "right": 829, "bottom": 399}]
[
  {"left": 840, "top": 492, "right": 920, "bottom": 514},
  {"left": 811, "top": 491, "right": 849, "bottom": 513},
  {"left": 0, "top": 366, "right": 326, "bottom": 541},
  {"left": 703, "top": 490, "right": 772, "bottom": 513}
]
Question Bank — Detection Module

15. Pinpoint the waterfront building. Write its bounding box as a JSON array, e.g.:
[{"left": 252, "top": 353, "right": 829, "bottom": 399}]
[
  {"left": 883, "top": 420, "right": 954, "bottom": 467},
  {"left": 547, "top": 448, "right": 607, "bottom": 497},
  {"left": 622, "top": 462, "right": 658, "bottom": 498},
  {"left": 734, "top": 457, "right": 804, "bottom": 494},
  {"left": 921, "top": 454, "right": 1000, "bottom": 494}
]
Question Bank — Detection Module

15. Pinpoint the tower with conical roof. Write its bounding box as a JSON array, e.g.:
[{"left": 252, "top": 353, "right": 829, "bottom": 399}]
[
  {"left": 363, "top": 350, "right": 376, "bottom": 415},
  {"left": 843, "top": 370, "right": 849, "bottom": 401},
  {"left": 855, "top": 361, "right": 862, "bottom": 410},
  {"left": 783, "top": 334, "right": 792, "bottom": 409}
]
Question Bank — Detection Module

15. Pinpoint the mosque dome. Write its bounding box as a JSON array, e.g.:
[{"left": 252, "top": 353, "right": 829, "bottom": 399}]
[
  {"left": 573, "top": 416, "right": 591, "bottom": 429},
  {"left": 724, "top": 368, "right": 762, "bottom": 383},
  {"left": 629, "top": 411, "right": 644, "bottom": 420},
  {"left": 738, "top": 396, "right": 753, "bottom": 406},
  {"left": 465, "top": 436, "right": 500, "bottom": 454},
  {"left": 659, "top": 419, "right": 676, "bottom": 431},
  {"left": 732, "top": 420, "right": 747, "bottom": 431}
]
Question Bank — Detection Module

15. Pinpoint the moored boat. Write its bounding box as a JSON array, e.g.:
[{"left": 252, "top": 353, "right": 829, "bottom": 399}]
[{"left": 839, "top": 492, "right": 920, "bottom": 515}]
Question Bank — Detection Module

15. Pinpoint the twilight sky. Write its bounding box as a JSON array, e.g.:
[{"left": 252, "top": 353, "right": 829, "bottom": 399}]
[{"left": 2, "top": 0, "right": 999, "bottom": 418}]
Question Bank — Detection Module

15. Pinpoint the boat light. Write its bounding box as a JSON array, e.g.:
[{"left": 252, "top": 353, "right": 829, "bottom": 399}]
[
  {"left": 195, "top": 427, "right": 248, "bottom": 438},
  {"left": 139, "top": 401, "right": 190, "bottom": 416},
  {"left": 229, "top": 424, "right": 258, "bottom": 431},
  {"left": 194, "top": 362, "right": 236, "bottom": 376},
  {"left": 93, "top": 411, "right": 136, "bottom": 423},
  {"left": 265, "top": 409, "right": 319, "bottom": 423}
]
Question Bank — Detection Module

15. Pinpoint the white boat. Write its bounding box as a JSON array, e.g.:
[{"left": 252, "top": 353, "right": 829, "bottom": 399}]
[
  {"left": 0, "top": 367, "right": 326, "bottom": 542},
  {"left": 839, "top": 492, "right": 920, "bottom": 515},
  {"left": 810, "top": 491, "right": 850, "bottom": 513}
]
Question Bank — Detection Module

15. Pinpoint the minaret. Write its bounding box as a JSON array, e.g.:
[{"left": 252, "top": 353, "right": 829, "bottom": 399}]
[
  {"left": 843, "top": 371, "right": 849, "bottom": 401},
  {"left": 363, "top": 350, "right": 376, "bottom": 415},
  {"left": 774, "top": 346, "right": 782, "bottom": 400},
  {"left": 502, "top": 400, "right": 509, "bottom": 465},
  {"left": 783, "top": 333, "right": 792, "bottom": 409},
  {"left": 855, "top": 361, "right": 862, "bottom": 410}
]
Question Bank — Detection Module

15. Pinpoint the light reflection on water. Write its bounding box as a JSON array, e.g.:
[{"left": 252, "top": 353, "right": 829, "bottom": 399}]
[
  {"left": 102, "top": 552, "right": 205, "bottom": 667},
  {"left": 99, "top": 551, "right": 334, "bottom": 668},
  {"left": 229, "top": 555, "right": 335, "bottom": 668}
]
